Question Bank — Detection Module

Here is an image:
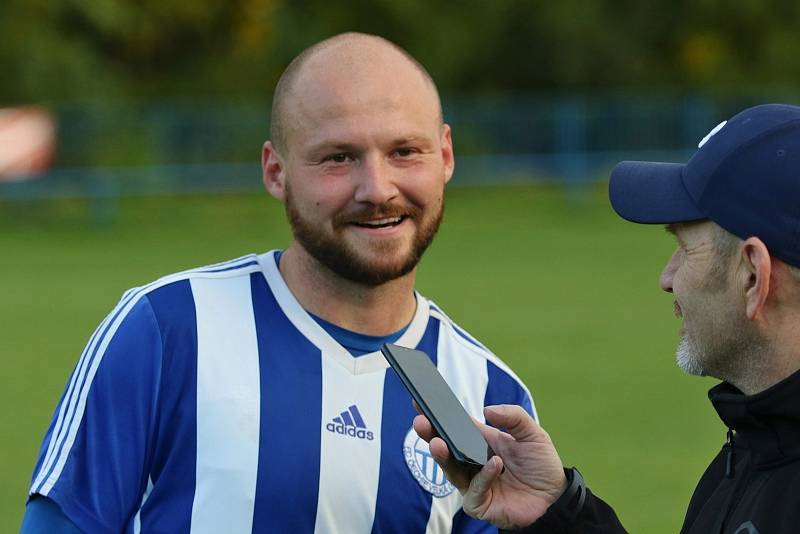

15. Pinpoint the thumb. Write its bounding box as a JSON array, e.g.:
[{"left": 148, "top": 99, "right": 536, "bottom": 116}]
[
  {"left": 484, "top": 405, "right": 542, "bottom": 442},
  {"left": 463, "top": 456, "right": 504, "bottom": 513}
]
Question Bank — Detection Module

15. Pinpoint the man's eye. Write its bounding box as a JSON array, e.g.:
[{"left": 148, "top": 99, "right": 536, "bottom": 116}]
[
  {"left": 325, "top": 153, "right": 352, "bottom": 163},
  {"left": 394, "top": 147, "right": 416, "bottom": 158}
]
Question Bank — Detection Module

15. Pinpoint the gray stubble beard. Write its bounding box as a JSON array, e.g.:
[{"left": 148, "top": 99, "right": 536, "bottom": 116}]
[
  {"left": 675, "top": 325, "right": 767, "bottom": 390},
  {"left": 676, "top": 336, "right": 706, "bottom": 376}
]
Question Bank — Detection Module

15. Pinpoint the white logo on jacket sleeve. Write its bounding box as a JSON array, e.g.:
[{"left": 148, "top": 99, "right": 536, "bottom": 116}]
[{"left": 403, "top": 427, "right": 455, "bottom": 497}]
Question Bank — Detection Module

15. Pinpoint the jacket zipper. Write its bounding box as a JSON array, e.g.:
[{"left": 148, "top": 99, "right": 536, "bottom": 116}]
[
  {"left": 716, "top": 428, "right": 752, "bottom": 533},
  {"left": 724, "top": 428, "right": 735, "bottom": 478}
]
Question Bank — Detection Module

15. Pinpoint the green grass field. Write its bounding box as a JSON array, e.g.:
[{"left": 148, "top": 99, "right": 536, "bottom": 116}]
[{"left": 0, "top": 184, "right": 723, "bottom": 533}]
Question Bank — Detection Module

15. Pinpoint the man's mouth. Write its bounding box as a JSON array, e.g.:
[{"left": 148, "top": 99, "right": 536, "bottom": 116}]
[
  {"left": 352, "top": 216, "right": 407, "bottom": 229},
  {"left": 673, "top": 301, "right": 682, "bottom": 318}
]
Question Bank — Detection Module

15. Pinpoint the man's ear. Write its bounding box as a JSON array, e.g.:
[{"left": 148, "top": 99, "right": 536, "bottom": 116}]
[
  {"left": 441, "top": 124, "right": 455, "bottom": 185},
  {"left": 741, "top": 237, "right": 772, "bottom": 320},
  {"left": 262, "top": 141, "right": 287, "bottom": 201}
]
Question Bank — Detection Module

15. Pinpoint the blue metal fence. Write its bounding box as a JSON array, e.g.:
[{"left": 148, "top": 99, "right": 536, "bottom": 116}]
[{"left": 2, "top": 94, "right": 797, "bottom": 206}]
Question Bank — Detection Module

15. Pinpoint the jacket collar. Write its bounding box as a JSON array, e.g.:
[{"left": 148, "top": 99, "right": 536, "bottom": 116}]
[{"left": 710, "top": 367, "right": 800, "bottom": 465}]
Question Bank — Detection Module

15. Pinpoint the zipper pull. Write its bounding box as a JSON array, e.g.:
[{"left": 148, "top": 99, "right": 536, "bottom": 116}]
[{"left": 725, "top": 428, "right": 735, "bottom": 478}]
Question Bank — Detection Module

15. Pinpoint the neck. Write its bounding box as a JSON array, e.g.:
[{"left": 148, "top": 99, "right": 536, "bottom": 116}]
[
  {"left": 725, "top": 314, "right": 800, "bottom": 395},
  {"left": 279, "top": 244, "right": 417, "bottom": 336}
]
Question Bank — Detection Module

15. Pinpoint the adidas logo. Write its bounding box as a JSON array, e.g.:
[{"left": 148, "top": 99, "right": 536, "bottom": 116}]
[{"left": 326, "top": 404, "right": 375, "bottom": 441}]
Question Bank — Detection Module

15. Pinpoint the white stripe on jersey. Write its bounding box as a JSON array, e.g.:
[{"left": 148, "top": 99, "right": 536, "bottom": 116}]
[
  {"left": 190, "top": 275, "right": 261, "bottom": 534},
  {"left": 32, "top": 256, "right": 261, "bottom": 495},
  {"left": 314, "top": 354, "right": 386, "bottom": 534},
  {"left": 425, "top": 321, "right": 491, "bottom": 533}
]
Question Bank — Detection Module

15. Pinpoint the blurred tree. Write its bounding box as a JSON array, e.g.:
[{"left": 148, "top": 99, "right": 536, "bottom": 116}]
[
  {"left": 2, "top": 0, "right": 800, "bottom": 104},
  {"left": 0, "top": 0, "right": 283, "bottom": 102}
]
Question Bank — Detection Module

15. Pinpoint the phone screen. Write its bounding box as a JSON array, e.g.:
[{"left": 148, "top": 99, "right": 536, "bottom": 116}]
[{"left": 381, "top": 343, "right": 488, "bottom": 467}]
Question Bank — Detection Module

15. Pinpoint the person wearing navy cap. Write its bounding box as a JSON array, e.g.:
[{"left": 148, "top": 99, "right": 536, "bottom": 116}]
[{"left": 413, "top": 103, "right": 800, "bottom": 533}]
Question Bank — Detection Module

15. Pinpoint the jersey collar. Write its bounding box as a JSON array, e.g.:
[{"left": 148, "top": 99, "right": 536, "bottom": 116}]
[{"left": 257, "top": 250, "right": 430, "bottom": 375}]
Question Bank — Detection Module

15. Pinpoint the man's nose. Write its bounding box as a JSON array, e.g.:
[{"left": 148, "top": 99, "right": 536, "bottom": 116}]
[
  {"left": 353, "top": 155, "right": 399, "bottom": 205},
  {"left": 659, "top": 249, "right": 679, "bottom": 293}
]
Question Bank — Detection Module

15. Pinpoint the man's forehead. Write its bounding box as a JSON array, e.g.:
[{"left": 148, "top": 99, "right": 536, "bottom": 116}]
[
  {"left": 282, "top": 45, "right": 441, "bottom": 148},
  {"left": 293, "top": 54, "right": 435, "bottom": 111},
  {"left": 294, "top": 80, "right": 429, "bottom": 121},
  {"left": 298, "top": 110, "right": 440, "bottom": 158}
]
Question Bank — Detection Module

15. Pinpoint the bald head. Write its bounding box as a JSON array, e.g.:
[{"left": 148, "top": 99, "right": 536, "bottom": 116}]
[{"left": 270, "top": 32, "right": 442, "bottom": 155}]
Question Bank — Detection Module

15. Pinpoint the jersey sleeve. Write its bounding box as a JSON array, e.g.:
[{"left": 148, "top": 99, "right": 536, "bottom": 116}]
[
  {"left": 28, "top": 294, "right": 163, "bottom": 533},
  {"left": 484, "top": 360, "right": 536, "bottom": 421}
]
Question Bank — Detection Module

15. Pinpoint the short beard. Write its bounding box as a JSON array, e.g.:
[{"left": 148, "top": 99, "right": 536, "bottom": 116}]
[
  {"left": 285, "top": 188, "right": 444, "bottom": 287},
  {"left": 676, "top": 320, "right": 766, "bottom": 386},
  {"left": 676, "top": 336, "right": 706, "bottom": 376}
]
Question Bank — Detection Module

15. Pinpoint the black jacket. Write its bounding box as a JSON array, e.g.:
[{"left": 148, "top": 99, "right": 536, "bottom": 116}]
[{"left": 516, "top": 369, "right": 800, "bottom": 533}]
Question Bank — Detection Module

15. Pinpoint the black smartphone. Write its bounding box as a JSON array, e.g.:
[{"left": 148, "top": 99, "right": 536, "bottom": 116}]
[{"left": 381, "top": 343, "right": 489, "bottom": 467}]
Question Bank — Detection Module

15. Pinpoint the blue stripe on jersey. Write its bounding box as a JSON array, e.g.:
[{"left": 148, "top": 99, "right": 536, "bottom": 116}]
[
  {"left": 136, "top": 280, "right": 199, "bottom": 532},
  {"left": 370, "top": 319, "right": 440, "bottom": 534},
  {"left": 484, "top": 361, "right": 534, "bottom": 417},
  {"left": 250, "top": 272, "right": 323, "bottom": 532}
]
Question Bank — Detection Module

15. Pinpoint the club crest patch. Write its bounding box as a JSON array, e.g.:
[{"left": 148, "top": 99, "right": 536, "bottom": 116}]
[{"left": 403, "top": 427, "right": 456, "bottom": 497}]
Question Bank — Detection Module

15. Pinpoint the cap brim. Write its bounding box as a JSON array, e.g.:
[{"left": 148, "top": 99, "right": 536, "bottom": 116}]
[{"left": 609, "top": 161, "right": 706, "bottom": 224}]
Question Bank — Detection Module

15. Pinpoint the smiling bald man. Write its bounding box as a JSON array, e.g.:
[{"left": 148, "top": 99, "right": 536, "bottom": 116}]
[{"left": 22, "top": 33, "right": 536, "bottom": 533}]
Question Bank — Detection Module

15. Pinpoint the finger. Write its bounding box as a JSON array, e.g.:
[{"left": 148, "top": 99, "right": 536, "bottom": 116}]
[
  {"left": 412, "top": 414, "right": 437, "bottom": 442},
  {"left": 428, "top": 436, "right": 451, "bottom": 460},
  {"left": 427, "top": 437, "right": 475, "bottom": 492},
  {"left": 484, "top": 405, "right": 543, "bottom": 442},
  {"left": 412, "top": 399, "right": 421, "bottom": 414},
  {"left": 463, "top": 455, "right": 504, "bottom": 511}
]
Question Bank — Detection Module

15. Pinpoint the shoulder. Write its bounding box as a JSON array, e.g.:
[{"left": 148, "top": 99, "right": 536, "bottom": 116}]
[
  {"left": 427, "top": 299, "right": 522, "bottom": 380},
  {"left": 122, "top": 254, "right": 264, "bottom": 317},
  {"left": 137, "top": 254, "right": 263, "bottom": 302},
  {"left": 426, "top": 299, "right": 494, "bottom": 355},
  {"left": 86, "top": 254, "right": 265, "bottom": 360},
  {"left": 425, "top": 298, "right": 537, "bottom": 418}
]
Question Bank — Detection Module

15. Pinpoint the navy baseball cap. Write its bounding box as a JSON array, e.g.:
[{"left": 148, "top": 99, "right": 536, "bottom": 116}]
[{"left": 609, "top": 103, "right": 800, "bottom": 267}]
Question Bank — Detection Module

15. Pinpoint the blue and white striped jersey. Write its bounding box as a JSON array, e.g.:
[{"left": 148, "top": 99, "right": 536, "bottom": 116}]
[{"left": 30, "top": 251, "right": 536, "bottom": 533}]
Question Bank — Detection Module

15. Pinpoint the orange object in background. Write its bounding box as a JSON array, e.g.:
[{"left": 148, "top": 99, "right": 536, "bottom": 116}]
[{"left": 0, "top": 107, "right": 56, "bottom": 181}]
